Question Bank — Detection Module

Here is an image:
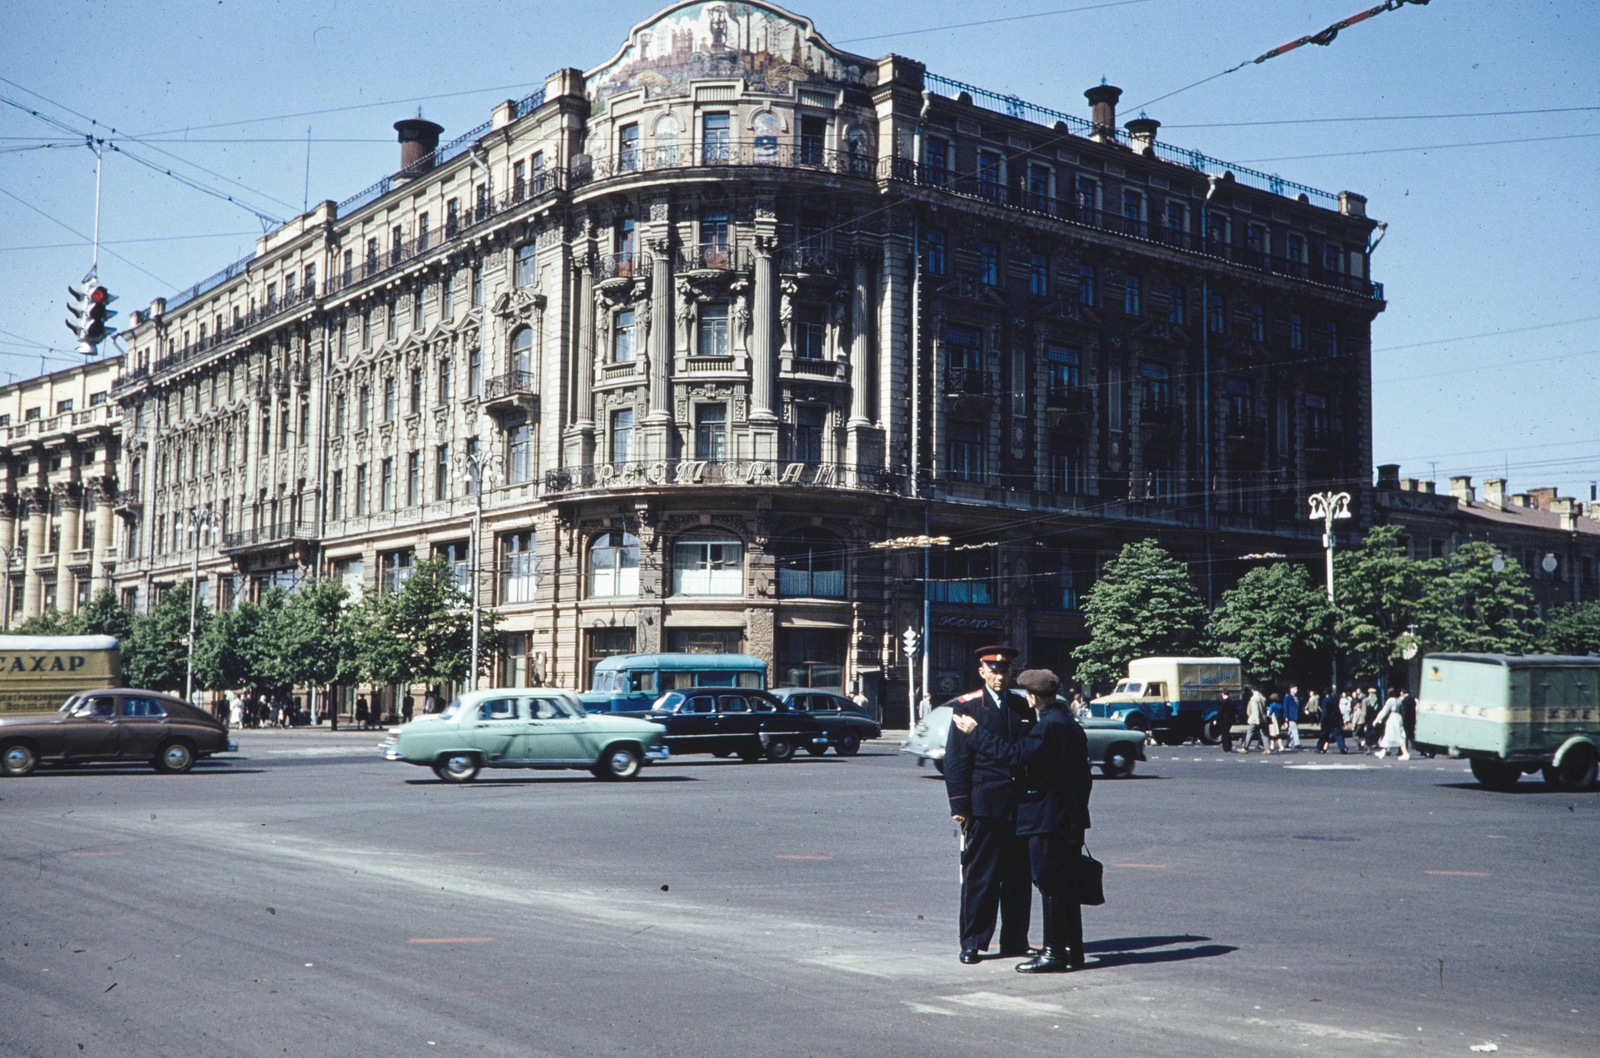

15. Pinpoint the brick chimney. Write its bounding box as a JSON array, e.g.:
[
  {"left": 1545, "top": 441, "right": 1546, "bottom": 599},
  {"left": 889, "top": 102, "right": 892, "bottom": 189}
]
[
  {"left": 1527, "top": 487, "right": 1558, "bottom": 512},
  {"left": 394, "top": 118, "right": 445, "bottom": 175},
  {"left": 1085, "top": 83, "right": 1121, "bottom": 144},
  {"left": 1376, "top": 463, "right": 1400, "bottom": 490},
  {"left": 1483, "top": 478, "right": 1506, "bottom": 510},
  {"left": 1449, "top": 475, "right": 1475, "bottom": 504},
  {"left": 1124, "top": 115, "right": 1159, "bottom": 155}
]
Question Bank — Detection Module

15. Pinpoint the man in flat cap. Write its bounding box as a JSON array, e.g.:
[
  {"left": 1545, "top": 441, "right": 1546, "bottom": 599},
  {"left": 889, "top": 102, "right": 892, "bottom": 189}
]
[
  {"left": 953, "top": 667, "right": 1092, "bottom": 971},
  {"left": 944, "top": 644, "right": 1034, "bottom": 964}
]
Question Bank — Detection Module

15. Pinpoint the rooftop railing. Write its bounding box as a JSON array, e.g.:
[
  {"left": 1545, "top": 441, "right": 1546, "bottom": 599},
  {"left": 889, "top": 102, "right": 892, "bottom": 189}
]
[
  {"left": 544, "top": 459, "right": 902, "bottom": 495},
  {"left": 576, "top": 142, "right": 876, "bottom": 187},
  {"left": 165, "top": 251, "right": 256, "bottom": 312},
  {"left": 923, "top": 72, "right": 1338, "bottom": 206}
]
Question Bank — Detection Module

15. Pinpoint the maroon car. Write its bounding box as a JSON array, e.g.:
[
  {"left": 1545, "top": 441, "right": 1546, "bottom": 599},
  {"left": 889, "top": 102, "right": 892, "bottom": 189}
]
[{"left": 0, "top": 688, "right": 235, "bottom": 776}]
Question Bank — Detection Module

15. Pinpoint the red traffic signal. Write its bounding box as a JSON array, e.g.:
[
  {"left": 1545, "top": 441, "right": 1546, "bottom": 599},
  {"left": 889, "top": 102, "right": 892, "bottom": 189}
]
[{"left": 67, "top": 284, "right": 116, "bottom": 351}]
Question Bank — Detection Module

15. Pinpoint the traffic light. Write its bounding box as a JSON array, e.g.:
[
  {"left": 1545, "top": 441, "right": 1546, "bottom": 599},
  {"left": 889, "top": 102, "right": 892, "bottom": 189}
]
[{"left": 66, "top": 284, "right": 116, "bottom": 353}]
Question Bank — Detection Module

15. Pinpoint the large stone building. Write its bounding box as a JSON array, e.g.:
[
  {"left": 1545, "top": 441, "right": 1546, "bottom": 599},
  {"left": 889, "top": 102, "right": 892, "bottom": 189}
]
[{"left": 102, "top": 1, "right": 1394, "bottom": 720}]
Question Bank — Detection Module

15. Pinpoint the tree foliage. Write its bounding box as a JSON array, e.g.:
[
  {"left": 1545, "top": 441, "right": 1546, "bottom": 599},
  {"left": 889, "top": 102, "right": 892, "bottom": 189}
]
[
  {"left": 1333, "top": 524, "right": 1437, "bottom": 685},
  {"left": 1210, "top": 562, "right": 1334, "bottom": 688},
  {"left": 1072, "top": 539, "right": 1206, "bottom": 689},
  {"left": 358, "top": 555, "right": 497, "bottom": 688},
  {"left": 122, "top": 584, "right": 206, "bottom": 694},
  {"left": 1542, "top": 601, "right": 1600, "bottom": 656},
  {"left": 1422, "top": 540, "right": 1541, "bottom": 653}
]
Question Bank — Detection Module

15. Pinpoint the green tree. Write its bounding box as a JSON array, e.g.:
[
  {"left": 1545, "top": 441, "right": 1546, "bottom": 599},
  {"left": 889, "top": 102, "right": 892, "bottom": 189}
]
[
  {"left": 1071, "top": 539, "right": 1206, "bottom": 689},
  {"left": 1423, "top": 541, "right": 1540, "bottom": 653},
  {"left": 71, "top": 589, "right": 135, "bottom": 642},
  {"left": 358, "top": 555, "right": 498, "bottom": 687},
  {"left": 194, "top": 600, "right": 261, "bottom": 693},
  {"left": 14, "top": 609, "right": 74, "bottom": 636},
  {"left": 277, "top": 579, "right": 363, "bottom": 690},
  {"left": 1210, "top": 562, "right": 1334, "bottom": 688},
  {"left": 123, "top": 584, "right": 208, "bottom": 693},
  {"left": 1543, "top": 601, "right": 1600, "bottom": 655},
  {"left": 1333, "top": 524, "right": 1440, "bottom": 685}
]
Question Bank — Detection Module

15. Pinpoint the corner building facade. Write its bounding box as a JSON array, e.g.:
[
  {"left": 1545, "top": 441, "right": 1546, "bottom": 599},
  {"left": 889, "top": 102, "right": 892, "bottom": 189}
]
[{"left": 110, "top": 2, "right": 1384, "bottom": 721}]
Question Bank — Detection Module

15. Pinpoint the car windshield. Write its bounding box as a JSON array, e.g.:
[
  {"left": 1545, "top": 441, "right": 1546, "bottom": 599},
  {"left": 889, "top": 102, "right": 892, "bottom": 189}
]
[
  {"left": 651, "top": 691, "right": 686, "bottom": 713},
  {"left": 59, "top": 695, "right": 81, "bottom": 714},
  {"left": 439, "top": 698, "right": 465, "bottom": 720},
  {"left": 1119, "top": 682, "right": 1141, "bottom": 695}
]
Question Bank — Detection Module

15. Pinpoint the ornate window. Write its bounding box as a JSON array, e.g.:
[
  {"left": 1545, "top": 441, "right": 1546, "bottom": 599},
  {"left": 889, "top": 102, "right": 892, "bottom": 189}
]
[
  {"left": 589, "top": 531, "right": 640, "bottom": 598},
  {"left": 672, "top": 529, "right": 743, "bottom": 595},
  {"left": 775, "top": 530, "right": 845, "bottom": 598}
]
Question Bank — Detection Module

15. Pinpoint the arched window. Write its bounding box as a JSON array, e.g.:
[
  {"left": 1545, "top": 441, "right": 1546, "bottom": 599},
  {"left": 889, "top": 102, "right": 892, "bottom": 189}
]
[
  {"left": 774, "top": 530, "right": 845, "bottom": 597},
  {"left": 652, "top": 113, "right": 679, "bottom": 168},
  {"left": 672, "top": 529, "right": 743, "bottom": 595},
  {"left": 511, "top": 327, "right": 533, "bottom": 376},
  {"left": 589, "top": 531, "right": 639, "bottom": 598}
]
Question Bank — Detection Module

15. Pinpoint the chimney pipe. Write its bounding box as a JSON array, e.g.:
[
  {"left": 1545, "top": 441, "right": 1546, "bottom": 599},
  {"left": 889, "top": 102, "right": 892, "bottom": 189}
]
[
  {"left": 394, "top": 118, "right": 445, "bottom": 175},
  {"left": 1124, "top": 115, "right": 1159, "bottom": 155},
  {"left": 1449, "top": 475, "right": 1475, "bottom": 504},
  {"left": 1376, "top": 463, "right": 1400, "bottom": 490},
  {"left": 1483, "top": 478, "right": 1506, "bottom": 510},
  {"left": 1085, "top": 83, "right": 1122, "bottom": 144}
]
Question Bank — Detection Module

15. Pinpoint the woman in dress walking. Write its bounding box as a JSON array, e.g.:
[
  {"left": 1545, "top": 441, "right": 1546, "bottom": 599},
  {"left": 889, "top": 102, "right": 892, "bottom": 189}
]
[{"left": 1372, "top": 693, "right": 1410, "bottom": 760}]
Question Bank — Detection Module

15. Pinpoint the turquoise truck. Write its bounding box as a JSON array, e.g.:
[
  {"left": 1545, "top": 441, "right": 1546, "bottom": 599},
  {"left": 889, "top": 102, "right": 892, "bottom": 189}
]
[{"left": 1414, "top": 653, "right": 1600, "bottom": 791}]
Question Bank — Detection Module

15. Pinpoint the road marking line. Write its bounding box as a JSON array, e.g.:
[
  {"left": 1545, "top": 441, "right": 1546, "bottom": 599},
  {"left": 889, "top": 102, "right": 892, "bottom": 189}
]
[
  {"left": 65, "top": 851, "right": 125, "bottom": 857},
  {"left": 1111, "top": 863, "right": 1167, "bottom": 869},
  {"left": 1424, "top": 870, "right": 1490, "bottom": 877},
  {"left": 776, "top": 854, "right": 833, "bottom": 860},
  {"left": 433, "top": 852, "right": 488, "bottom": 856},
  {"left": 407, "top": 937, "right": 492, "bottom": 943}
]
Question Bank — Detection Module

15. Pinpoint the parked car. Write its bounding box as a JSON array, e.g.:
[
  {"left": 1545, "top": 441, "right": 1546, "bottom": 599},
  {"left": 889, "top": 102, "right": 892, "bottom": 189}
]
[
  {"left": 769, "top": 688, "right": 881, "bottom": 755},
  {"left": 899, "top": 693, "right": 1147, "bottom": 778},
  {"left": 625, "top": 689, "right": 828, "bottom": 762},
  {"left": 381, "top": 689, "right": 667, "bottom": 782},
  {"left": 0, "top": 688, "right": 235, "bottom": 776},
  {"left": 581, "top": 652, "right": 768, "bottom": 713}
]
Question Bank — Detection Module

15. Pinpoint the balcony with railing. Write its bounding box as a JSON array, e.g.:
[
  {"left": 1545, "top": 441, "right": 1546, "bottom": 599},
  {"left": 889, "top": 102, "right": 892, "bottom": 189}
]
[
  {"left": 1046, "top": 383, "right": 1094, "bottom": 414},
  {"left": 595, "top": 251, "right": 649, "bottom": 283},
  {"left": 677, "top": 243, "right": 745, "bottom": 273},
  {"left": 944, "top": 368, "right": 994, "bottom": 397},
  {"left": 221, "top": 520, "right": 317, "bottom": 551},
  {"left": 1225, "top": 417, "right": 1268, "bottom": 443},
  {"left": 543, "top": 459, "right": 901, "bottom": 496},
  {"left": 777, "top": 247, "right": 843, "bottom": 277},
  {"left": 483, "top": 369, "right": 539, "bottom": 419},
  {"left": 576, "top": 143, "right": 876, "bottom": 188}
]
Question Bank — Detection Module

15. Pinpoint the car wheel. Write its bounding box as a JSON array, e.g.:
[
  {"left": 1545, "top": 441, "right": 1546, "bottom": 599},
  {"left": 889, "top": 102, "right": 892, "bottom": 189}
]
[
  {"left": 835, "top": 732, "right": 862, "bottom": 756},
  {"left": 154, "top": 740, "right": 195, "bottom": 774},
  {"left": 805, "top": 742, "right": 829, "bottom": 756},
  {"left": 1199, "top": 718, "right": 1223, "bottom": 745},
  {"left": 595, "top": 745, "right": 642, "bottom": 781},
  {"left": 1546, "top": 745, "right": 1598, "bottom": 791},
  {"left": 765, "top": 737, "right": 796, "bottom": 763},
  {"left": 1469, "top": 757, "right": 1521, "bottom": 791},
  {"left": 1103, "top": 743, "right": 1138, "bottom": 779},
  {"left": 933, "top": 758, "right": 945, "bottom": 775},
  {"left": 1, "top": 742, "right": 38, "bottom": 777},
  {"left": 1123, "top": 713, "right": 1148, "bottom": 734},
  {"left": 435, "top": 754, "right": 480, "bottom": 783}
]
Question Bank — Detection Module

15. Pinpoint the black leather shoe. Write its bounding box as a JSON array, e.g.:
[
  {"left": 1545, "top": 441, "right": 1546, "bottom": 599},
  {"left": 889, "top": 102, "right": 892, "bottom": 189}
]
[
  {"left": 998, "top": 946, "right": 1033, "bottom": 958},
  {"left": 959, "top": 949, "right": 982, "bottom": 965},
  {"left": 1067, "top": 948, "right": 1086, "bottom": 970},
  {"left": 1015, "top": 948, "right": 1068, "bottom": 973}
]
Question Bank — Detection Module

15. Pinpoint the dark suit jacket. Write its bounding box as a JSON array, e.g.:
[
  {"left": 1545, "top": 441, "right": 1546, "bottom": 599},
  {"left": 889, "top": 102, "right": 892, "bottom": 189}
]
[
  {"left": 966, "top": 702, "right": 1092, "bottom": 836},
  {"left": 944, "top": 687, "right": 1034, "bottom": 820}
]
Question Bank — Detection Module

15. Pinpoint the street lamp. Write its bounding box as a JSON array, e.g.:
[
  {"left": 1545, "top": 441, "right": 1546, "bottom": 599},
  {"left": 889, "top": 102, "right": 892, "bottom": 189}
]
[
  {"left": 1307, "top": 491, "right": 1352, "bottom": 603},
  {"left": 0, "top": 543, "right": 25, "bottom": 630},
  {"left": 183, "top": 506, "right": 219, "bottom": 704},
  {"left": 451, "top": 448, "right": 504, "bottom": 692}
]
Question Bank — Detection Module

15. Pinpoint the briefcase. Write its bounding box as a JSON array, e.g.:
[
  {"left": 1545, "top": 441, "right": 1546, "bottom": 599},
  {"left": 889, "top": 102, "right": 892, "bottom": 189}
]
[{"left": 1077, "top": 846, "right": 1106, "bottom": 906}]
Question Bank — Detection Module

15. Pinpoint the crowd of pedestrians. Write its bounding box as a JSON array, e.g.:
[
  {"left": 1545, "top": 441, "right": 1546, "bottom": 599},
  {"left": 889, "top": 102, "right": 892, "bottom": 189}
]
[
  {"left": 1225, "top": 684, "right": 1425, "bottom": 759},
  {"left": 217, "top": 691, "right": 304, "bottom": 729}
]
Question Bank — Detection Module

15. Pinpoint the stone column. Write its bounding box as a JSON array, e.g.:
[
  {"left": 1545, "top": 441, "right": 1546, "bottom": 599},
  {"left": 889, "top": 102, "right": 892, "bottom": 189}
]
[
  {"left": 646, "top": 241, "right": 673, "bottom": 425},
  {"left": 848, "top": 253, "right": 873, "bottom": 427},
  {"left": 54, "top": 483, "right": 82, "bottom": 613},
  {"left": 748, "top": 239, "right": 780, "bottom": 460},
  {"left": 90, "top": 477, "right": 115, "bottom": 597},
  {"left": 574, "top": 262, "right": 596, "bottom": 429},
  {"left": 22, "top": 487, "right": 47, "bottom": 620}
]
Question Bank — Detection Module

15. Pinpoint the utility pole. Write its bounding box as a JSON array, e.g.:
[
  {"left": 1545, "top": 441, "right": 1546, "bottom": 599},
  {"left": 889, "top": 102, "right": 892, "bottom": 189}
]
[
  {"left": 452, "top": 447, "right": 504, "bottom": 691},
  {"left": 184, "top": 507, "right": 218, "bottom": 703}
]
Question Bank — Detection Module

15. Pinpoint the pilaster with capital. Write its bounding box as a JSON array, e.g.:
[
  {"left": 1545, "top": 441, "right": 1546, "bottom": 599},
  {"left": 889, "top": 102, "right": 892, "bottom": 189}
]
[
  {"left": 21, "top": 487, "right": 47, "bottom": 620},
  {"left": 750, "top": 236, "right": 779, "bottom": 427}
]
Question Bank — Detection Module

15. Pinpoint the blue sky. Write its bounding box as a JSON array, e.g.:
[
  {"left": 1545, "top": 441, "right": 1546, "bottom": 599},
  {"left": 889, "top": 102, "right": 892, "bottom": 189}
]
[{"left": 3, "top": 0, "right": 1596, "bottom": 500}]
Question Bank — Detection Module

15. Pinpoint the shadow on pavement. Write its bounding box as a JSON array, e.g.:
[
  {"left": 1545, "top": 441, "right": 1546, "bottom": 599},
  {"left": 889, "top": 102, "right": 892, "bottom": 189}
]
[
  {"left": 402, "top": 774, "right": 697, "bottom": 786},
  {"left": 1435, "top": 781, "right": 1597, "bottom": 795},
  {"left": 1084, "top": 943, "right": 1238, "bottom": 969},
  {"left": 26, "top": 764, "right": 262, "bottom": 777},
  {"left": 1082, "top": 934, "right": 1213, "bottom": 953}
]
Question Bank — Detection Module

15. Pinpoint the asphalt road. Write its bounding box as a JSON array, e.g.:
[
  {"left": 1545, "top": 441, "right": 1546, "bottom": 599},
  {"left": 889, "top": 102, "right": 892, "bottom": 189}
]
[{"left": 2, "top": 728, "right": 1596, "bottom": 1058}]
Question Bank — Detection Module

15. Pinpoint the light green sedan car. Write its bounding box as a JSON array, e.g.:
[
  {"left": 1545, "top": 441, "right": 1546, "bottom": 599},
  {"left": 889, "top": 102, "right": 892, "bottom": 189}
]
[{"left": 380, "top": 689, "right": 667, "bottom": 782}]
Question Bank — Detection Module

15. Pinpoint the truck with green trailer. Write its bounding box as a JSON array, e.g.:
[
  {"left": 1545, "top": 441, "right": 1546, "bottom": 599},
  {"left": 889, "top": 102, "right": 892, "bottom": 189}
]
[{"left": 1414, "top": 653, "right": 1600, "bottom": 791}]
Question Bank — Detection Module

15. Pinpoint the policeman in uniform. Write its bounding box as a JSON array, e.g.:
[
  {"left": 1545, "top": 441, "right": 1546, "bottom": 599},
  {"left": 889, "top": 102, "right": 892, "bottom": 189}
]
[
  {"left": 953, "top": 668, "right": 1092, "bottom": 971},
  {"left": 944, "top": 644, "right": 1034, "bottom": 964}
]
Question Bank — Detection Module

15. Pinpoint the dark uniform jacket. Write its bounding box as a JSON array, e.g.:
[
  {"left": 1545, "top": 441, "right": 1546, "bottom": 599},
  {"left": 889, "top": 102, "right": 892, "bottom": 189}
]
[
  {"left": 944, "top": 687, "right": 1034, "bottom": 820},
  {"left": 966, "top": 701, "right": 1092, "bottom": 836}
]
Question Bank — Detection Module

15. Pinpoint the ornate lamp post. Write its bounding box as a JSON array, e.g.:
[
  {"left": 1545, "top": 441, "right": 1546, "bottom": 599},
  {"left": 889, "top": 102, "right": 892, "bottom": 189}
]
[
  {"left": 183, "top": 506, "right": 219, "bottom": 703},
  {"left": 1307, "top": 491, "right": 1352, "bottom": 604},
  {"left": 451, "top": 448, "right": 504, "bottom": 692}
]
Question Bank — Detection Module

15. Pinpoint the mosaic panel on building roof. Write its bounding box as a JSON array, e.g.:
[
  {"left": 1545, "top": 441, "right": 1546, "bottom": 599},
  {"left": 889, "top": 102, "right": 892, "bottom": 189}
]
[{"left": 587, "top": 1, "right": 871, "bottom": 115}]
